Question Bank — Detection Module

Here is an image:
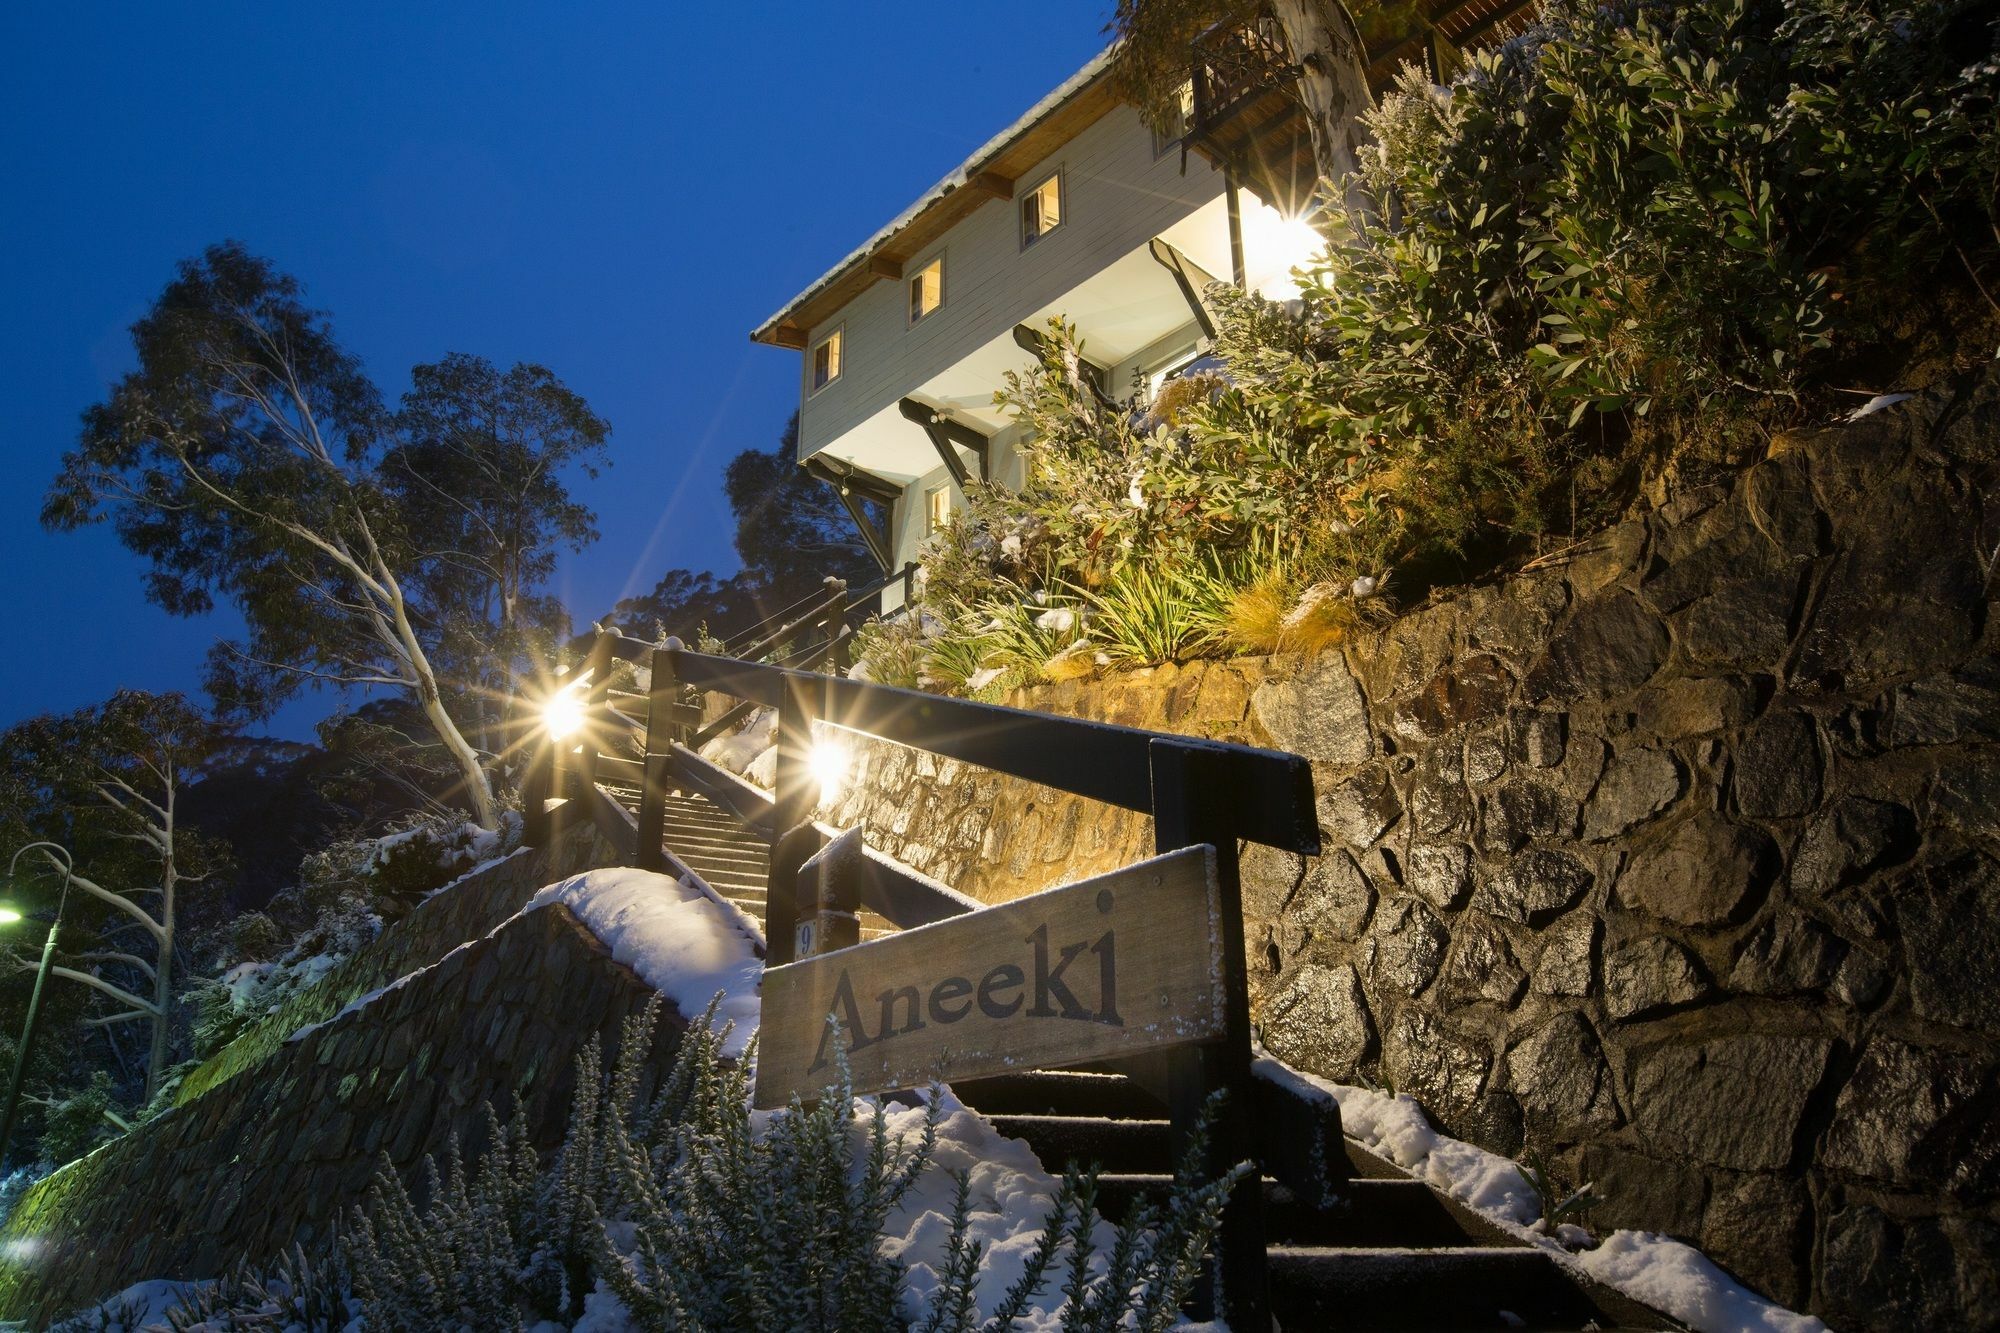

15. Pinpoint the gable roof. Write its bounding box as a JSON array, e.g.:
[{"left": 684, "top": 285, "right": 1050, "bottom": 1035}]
[{"left": 749, "top": 47, "right": 1122, "bottom": 350}]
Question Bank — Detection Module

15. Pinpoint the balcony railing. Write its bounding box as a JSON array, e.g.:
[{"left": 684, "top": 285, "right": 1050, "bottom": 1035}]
[{"left": 1188, "top": 15, "right": 1296, "bottom": 147}]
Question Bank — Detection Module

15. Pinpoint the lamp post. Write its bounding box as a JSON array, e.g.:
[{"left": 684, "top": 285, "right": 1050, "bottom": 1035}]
[{"left": 0, "top": 842, "right": 75, "bottom": 1171}]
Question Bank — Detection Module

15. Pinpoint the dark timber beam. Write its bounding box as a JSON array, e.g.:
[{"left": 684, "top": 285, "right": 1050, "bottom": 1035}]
[
  {"left": 1147, "top": 238, "right": 1221, "bottom": 341},
  {"left": 802, "top": 457, "right": 897, "bottom": 573},
  {"left": 868, "top": 255, "right": 902, "bottom": 280},
  {"left": 897, "top": 397, "right": 988, "bottom": 487},
  {"left": 1012, "top": 325, "right": 1121, "bottom": 413},
  {"left": 968, "top": 170, "right": 1014, "bottom": 199}
]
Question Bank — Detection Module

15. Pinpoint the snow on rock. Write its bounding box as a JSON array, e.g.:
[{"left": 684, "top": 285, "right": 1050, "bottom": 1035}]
[
  {"left": 966, "top": 665, "right": 1007, "bottom": 692},
  {"left": 697, "top": 706, "right": 776, "bottom": 776},
  {"left": 1845, "top": 392, "right": 1914, "bottom": 420},
  {"left": 525, "top": 868, "right": 762, "bottom": 1057},
  {"left": 1252, "top": 1051, "right": 1829, "bottom": 1333},
  {"left": 1253, "top": 1055, "right": 1539, "bottom": 1224},
  {"left": 1578, "top": 1232, "right": 1829, "bottom": 1333},
  {"left": 286, "top": 868, "right": 763, "bottom": 1058}
]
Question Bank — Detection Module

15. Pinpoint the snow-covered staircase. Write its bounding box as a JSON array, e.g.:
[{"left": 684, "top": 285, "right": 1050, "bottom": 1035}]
[
  {"left": 601, "top": 786, "right": 896, "bottom": 942},
  {"left": 953, "top": 1068, "right": 1675, "bottom": 1332}
]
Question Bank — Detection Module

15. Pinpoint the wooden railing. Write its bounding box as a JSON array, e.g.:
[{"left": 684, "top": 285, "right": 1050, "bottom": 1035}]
[
  {"left": 522, "top": 627, "right": 1324, "bottom": 1327},
  {"left": 1190, "top": 13, "right": 1295, "bottom": 143}
]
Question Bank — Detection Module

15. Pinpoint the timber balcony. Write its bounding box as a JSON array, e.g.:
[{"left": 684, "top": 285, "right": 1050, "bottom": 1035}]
[{"left": 1183, "top": 0, "right": 1540, "bottom": 218}]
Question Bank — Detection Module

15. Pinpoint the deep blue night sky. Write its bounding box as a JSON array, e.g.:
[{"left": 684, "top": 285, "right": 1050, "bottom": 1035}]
[{"left": 0, "top": 2, "right": 1106, "bottom": 738}]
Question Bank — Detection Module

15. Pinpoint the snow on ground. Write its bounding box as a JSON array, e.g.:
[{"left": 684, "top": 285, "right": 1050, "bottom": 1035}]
[
  {"left": 1253, "top": 1051, "right": 1829, "bottom": 1333},
  {"left": 882, "top": 1087, "right": 1121, "bottom": 1330},
  {"left": 51, "top": 1277, "right": 201, "bottom": 1331},
  {"left": 1845, "top": 391, "right": 1914, "bottom": 420}
]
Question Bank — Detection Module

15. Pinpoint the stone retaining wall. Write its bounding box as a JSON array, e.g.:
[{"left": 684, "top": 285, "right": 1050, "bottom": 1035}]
[
  {"left": 174, "top": 823, "right": 612, "bottom": 1105},
  {"left": 824, "top": 368, "right": 2000, "bottom": 1329},
  {"left": 0, "top": 896, "right": 678, "bottom": 1325}
]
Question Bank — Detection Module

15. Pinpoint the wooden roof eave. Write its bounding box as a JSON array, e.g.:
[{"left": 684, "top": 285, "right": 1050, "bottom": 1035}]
[{"left": 753, "top": 77, "right": 1125, "bottom": 349}]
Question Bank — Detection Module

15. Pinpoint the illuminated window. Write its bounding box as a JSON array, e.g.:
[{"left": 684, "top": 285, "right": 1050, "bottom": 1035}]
[
  {"left": 1021, "top": 172, "right": 1063, "bottom": 247},
  {"left": 811, "top": 328, "right": 842, "bottom": 392},
  {"left": 926, "top": 486, "right": 952, "bottom": 533},
  {"left": 909, "top": 256, "right": 944, "bottom": 324}
]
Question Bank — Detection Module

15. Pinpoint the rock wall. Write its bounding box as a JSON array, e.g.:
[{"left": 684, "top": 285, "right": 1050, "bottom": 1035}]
[
  {"left": 175, "top": 823, "right": 613, "bottom": 1105},
  {"left": 824, "top": 370, "right": 2000, "bottom": 1329},
  {"left": 0, "top": 834, "right": 651, "bottom": 1326}
]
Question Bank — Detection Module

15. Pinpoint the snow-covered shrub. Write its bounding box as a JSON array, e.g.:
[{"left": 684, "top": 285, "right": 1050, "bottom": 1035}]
[
  {"left": 343, "top": 997, "right": 1245, "bottom": 1331},
  {"left": 224, "top": 911, "right": 285, "bottom": 963},
  {"left": 161, "top": 1244, "right": 352, "bottom": 1331},
  {"left": 187, "top": 814, "right": 525, "bottom": 1064},
  {"left": 34, "top": 1071, "right": 122, "bottom": 1166}
]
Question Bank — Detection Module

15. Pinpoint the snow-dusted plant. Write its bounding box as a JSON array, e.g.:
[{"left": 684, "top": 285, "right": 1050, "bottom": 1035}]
[
  {"left": 161, "top": 1243, "right": 352, "bottom": 1331},
  {"left": 592, "top": 1006, "right": 942, "bottom": 1330},
  {"left": 336, "top": 995, "right": 1248, "bottom": 1331}
]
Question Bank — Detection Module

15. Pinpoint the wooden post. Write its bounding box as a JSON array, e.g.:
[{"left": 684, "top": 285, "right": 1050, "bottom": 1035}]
[
  {"left": 576, "top": 630, "right": 615, "bottom": 800},
  {"left": 822, "top": 577, "right": 850, "bottom": 675},
  {"left": 636, "top": 640, "right": 679, "bottom": 873},
  {"left": 521, "top": 742, "right": 552, "bottom": 848},
  {"left": 794, "top": 827, "right": 863, "bottom": 960},
  {"left": 765, "top": 823, "right": 820, "bottom": 969},
  {"left": 1150, "top": 738, "right": 1269, "bottom": 1331},
  {"left": 767, "top": 677, "right": 818, "bottom": 954}
]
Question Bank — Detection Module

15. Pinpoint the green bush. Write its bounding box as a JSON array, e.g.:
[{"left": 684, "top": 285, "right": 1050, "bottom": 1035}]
[{"left": 903, "top": 0, "right": 1998, "bottom": 679}]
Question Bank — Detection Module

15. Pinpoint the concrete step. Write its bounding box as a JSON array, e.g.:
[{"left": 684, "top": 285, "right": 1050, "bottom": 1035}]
[
  {"left": 664, "top": 830, "right": 766, "bottom": 852},
  {"left": 1091, "top": 1175, "right": 1477, "bottom": 1249},
  {"left": 985, "top": 1115, "right": 1171, "bottom": 1175},
  {"left": 951, "top": 1070, "right": 1158, "bottom": 1119},
  {"left": 1266, "top": 1246, "right": 1621, "bottom": 1331}
]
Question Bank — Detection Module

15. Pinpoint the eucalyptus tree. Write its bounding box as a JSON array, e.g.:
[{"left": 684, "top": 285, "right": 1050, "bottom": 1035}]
[
  {"left": 384, "top": 353, "right": 610, "bottom": 754},
  {"left": 43, "top": 244, "right": 615, "bottom": 829},
  {"left": 0, "top": 691, "right": 223, "bottom": 1104}
]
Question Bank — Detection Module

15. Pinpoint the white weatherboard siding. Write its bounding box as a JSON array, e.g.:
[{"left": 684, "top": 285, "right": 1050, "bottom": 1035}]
[
  {"left": 788, "top": 89, "right": 1331, "bottom": 574},
  {"left": 798, "top": 104, "right": 1225, "bottom": 473}
]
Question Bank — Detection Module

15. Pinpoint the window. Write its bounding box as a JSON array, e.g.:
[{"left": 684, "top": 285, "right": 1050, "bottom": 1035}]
[
  {"left": 811, "top": 328, "right": 843, "bottom": 392},
  {"left": 925, "top": 485, "right": 952, "bottom": 533},
  {"left": 909, "top": 256, "right": 944, "bottom": 324},
  {"left": 1153, "top": 81, "right": 1195, "bottom": 157},
  {"left": 1021, "top": 172, "right": 1063, "bottom": 247}
]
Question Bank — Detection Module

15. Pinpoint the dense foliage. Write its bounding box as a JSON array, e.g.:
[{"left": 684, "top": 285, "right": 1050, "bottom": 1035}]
[{"left": 862, "top": 0, "right": 1999, "bottom": 693}]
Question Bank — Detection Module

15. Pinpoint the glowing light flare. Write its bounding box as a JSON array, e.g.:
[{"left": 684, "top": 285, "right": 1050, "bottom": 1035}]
[
  {"left": 1240, "top": 204, "right": 1328, "bottom": 302},
  {"left": 0, "top": 908, "right": 20, "bottom": 925},
  {"left": 542, "top": 690, "right": 587, "bottom": 740},
  {"left": 809, "top": 739, "right": 851, "bottom": 805}
]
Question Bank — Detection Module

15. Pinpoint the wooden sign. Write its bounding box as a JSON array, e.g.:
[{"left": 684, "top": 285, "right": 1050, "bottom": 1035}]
[{"left": 755, "top": 846, "right": 1224, "bottom": 1108}]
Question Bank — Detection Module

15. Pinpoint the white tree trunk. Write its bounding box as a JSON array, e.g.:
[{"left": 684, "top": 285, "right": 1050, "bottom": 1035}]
[
  {"left": 1268, "top": 0, "right": 1376, "bottom": 210},
  {"left": 365, "top": 537, "right": 502, "bottom": 831},
  {"left": 145, "top": 787, "right": 175, "bottom": 1104}
]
